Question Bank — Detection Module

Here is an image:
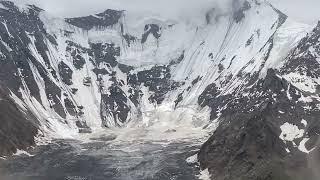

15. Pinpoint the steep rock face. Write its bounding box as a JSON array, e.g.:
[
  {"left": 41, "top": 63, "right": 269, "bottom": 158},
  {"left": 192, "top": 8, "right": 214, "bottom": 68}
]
[
  {"left": 0, "top": 2, "right": 65, "bottom": 156},
  {"left": 0, "top": 2, "right": 48, "bottom": 103},
  {"left": 65, "top": 9, "right": 123, "bottom": 30},
  {"left": 0, "top": 86, "right": 38, "bottom": 156},
  {"left": 0, "top": 0, "right": 190, "bottom": 134},
  {"left": 198, "top": 69, "right": 320, "bottom": 180},
  {"left": 198, "top": 22, "right": 320, "bottom": 179},
  {"left": 128, "top": 65, "right": 182, "bottom": 105}
]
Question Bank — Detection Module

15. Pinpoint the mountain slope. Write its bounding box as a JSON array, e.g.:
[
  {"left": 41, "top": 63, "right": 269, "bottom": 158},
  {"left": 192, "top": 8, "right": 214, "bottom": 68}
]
[
  {"left": 0, "top": 0, "right": 319, "bottom": 179},
  {"left": 0, "top": 86, "right": 38, "bottom": 156},
  {"left": 198, "top": 21, "right": 320, "bottom": 180}
]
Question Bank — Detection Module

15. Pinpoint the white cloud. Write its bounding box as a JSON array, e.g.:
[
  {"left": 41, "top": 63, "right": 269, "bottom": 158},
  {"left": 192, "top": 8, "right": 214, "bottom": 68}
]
[
  {"left": 11, "top": 0, "right": 320, "bottom": 25},
  {"left": 12, "top": 0, "right": 232, "bottom": 18},
  {"left": 269, "top": 0, "right": 320, "bottom": 25}
]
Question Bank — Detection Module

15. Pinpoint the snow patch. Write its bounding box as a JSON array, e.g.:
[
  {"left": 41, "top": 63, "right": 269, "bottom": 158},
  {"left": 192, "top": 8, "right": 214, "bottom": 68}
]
[
  {"left": 0, "top": 3, "right": 6, "bottom": 10},
  {"left": 14, "top": 149, "right": 34, "bottom": 157},
  {"left": 298, "top": 94, "right": 313, "bottom": 103},
  {"left": 186, "top": 153, "right": 198, "bottom": 164},
  {"left": 279, "top": 122, "right": 304, "bottom": 141},
  {"left": 198, "top": 168, "right": 211, "bottom": 180},
  {"left": 285, "top": 148, "right": 290, "bottom": 153},
  {"left": 283, "top": 73, "right": 317, "bottom": 94},
  {"left": 298, "top": 138, "right": 315, "bottom": 154},
  {"left": 301, "top": 119, "right": 307, "bottom": 127}
]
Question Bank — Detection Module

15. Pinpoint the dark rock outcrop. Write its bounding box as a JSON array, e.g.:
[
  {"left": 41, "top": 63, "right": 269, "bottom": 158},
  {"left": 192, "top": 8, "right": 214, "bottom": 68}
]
[
  {"left": 128, "top": 65, "right": 182, "bottom": 104},
  {"left": 58, "top": 62, "right": 73, "bottom": 85},
  {"left": 233, "top": 0, "right": 251, "bottom": 23},
  {"left": 198, "top": 69, "right": 320, "bottom": 180},
  {"left": 65, "top": 9, "right": 123, "bottom": 30},
  {"left": 141, "top": 24, "right": 162, "bottom": 44},
  {"left": 0, "top": 87, "right": 38, "bottom": 156}
]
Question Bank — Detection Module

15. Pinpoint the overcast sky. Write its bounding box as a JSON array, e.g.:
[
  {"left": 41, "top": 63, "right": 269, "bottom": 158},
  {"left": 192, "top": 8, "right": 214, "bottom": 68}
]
[
  {"left": 12, "top": 0, "right": 320, "bottom": 25},
  {"left": 269, "top": 0, "right": 320, "bottom": 24}
]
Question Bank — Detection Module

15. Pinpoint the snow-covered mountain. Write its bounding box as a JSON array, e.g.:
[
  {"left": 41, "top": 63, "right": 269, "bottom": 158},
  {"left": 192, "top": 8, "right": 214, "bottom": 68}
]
[{"left": 0, "top": 0, "right": 320, "bottom": 179}]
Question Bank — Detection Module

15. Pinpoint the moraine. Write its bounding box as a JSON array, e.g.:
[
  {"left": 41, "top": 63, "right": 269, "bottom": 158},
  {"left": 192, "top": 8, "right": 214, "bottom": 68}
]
[{"left": 0, "top": 129, "right": 208, "bottom": 180}]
